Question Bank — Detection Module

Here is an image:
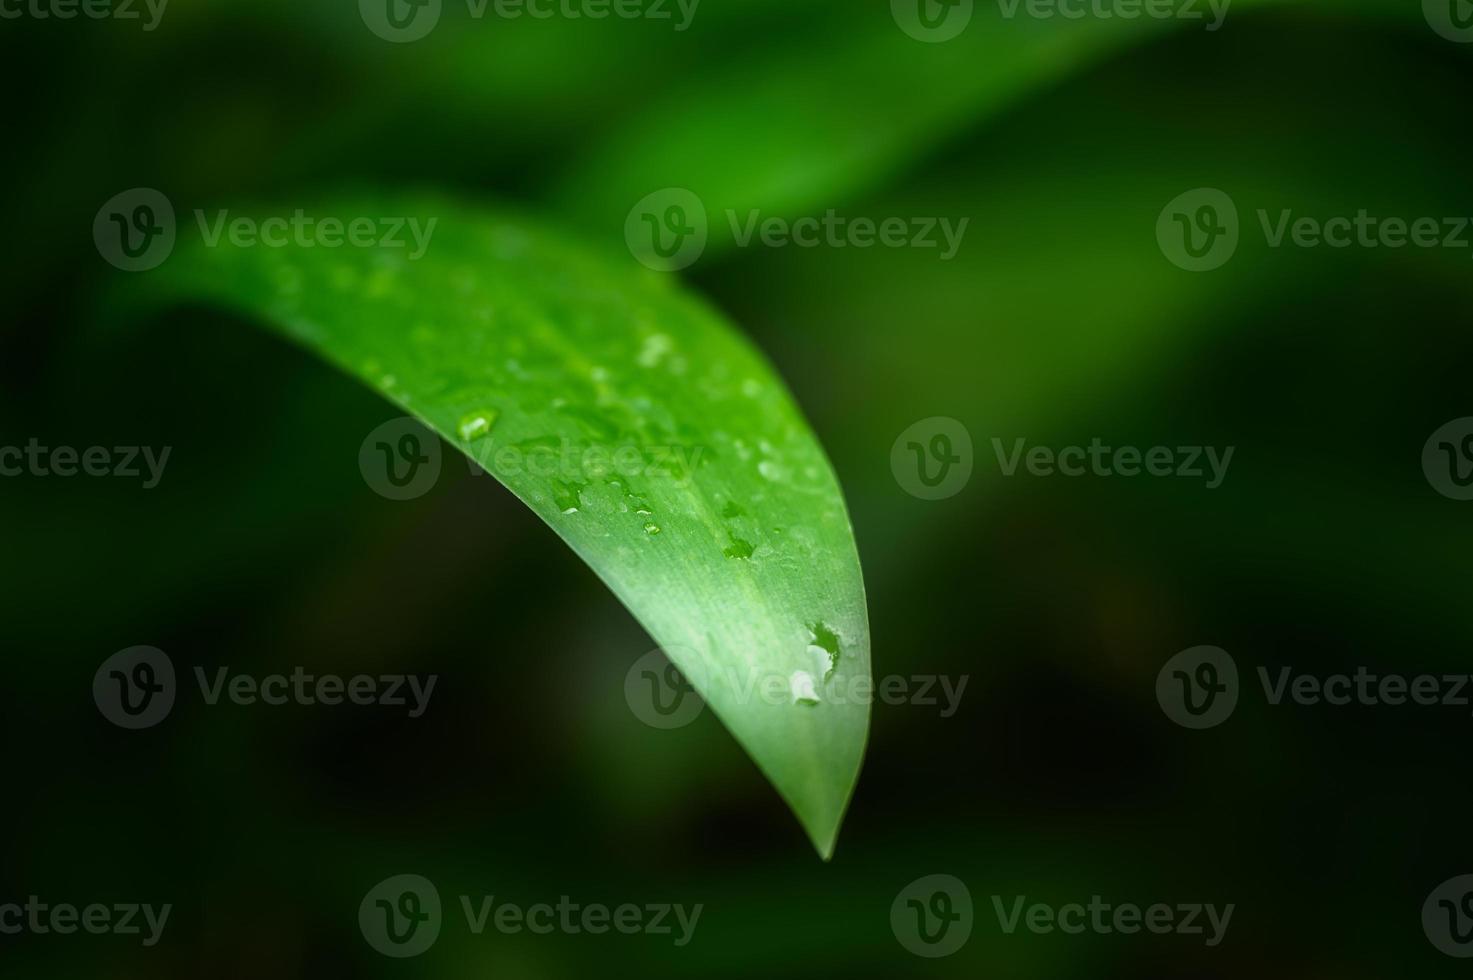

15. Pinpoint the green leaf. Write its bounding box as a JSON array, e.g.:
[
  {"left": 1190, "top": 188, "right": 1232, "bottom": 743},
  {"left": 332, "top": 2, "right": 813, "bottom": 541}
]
[{"left": 139, "top": 194, "right": 870, "bottom": 857}]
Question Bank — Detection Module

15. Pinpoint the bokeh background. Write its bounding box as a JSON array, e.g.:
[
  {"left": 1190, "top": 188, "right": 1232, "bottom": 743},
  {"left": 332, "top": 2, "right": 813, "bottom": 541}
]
[{"left": 3, "top": 0, "right": 1472, "bottom": 976}]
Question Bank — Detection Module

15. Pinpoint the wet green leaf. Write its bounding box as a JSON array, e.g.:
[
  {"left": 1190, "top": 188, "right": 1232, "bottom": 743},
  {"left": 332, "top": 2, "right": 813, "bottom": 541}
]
[{"left": 142, "top": 194, "right": 870, "bottom": 857}]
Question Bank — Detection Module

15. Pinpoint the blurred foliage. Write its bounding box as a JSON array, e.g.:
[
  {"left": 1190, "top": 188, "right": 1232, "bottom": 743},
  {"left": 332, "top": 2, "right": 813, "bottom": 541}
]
[{"left": 1, "top": 1, "right": 1470, "bottom": 978}]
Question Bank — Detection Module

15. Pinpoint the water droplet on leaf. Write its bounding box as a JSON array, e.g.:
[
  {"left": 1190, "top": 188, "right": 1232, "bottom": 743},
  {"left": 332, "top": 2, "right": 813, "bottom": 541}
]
[{"left": 458, "top": 410, "right": 498, "bottom": 442}]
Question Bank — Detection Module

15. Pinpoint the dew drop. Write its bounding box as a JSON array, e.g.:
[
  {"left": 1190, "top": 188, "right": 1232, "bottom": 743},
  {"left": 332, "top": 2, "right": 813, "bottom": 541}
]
[
  {"left": 457, "top": 410, "right": 498, "bottom": 442},
  {"left": 553, "top": 480, "right": 586, "bottom": 515},
  {"left": 637, "top": 333, "right": 673, "bottom": 368},
  {"left": 790, "top": 670, "right": 820, "bottom": 706},
  {"left": 723, "top": 538, "right": 753, "bottom": 560}
]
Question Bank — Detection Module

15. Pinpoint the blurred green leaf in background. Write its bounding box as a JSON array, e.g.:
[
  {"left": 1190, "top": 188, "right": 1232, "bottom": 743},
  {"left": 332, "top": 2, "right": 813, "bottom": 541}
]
[{"left": 1, "top": 0, "right": 1471, "bottom": 977}]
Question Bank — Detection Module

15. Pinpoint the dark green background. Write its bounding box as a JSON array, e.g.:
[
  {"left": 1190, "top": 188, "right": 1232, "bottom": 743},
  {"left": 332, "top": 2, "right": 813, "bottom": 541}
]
[{"left": 2, "top": 0, "right": 1471, "bottom": 976}]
